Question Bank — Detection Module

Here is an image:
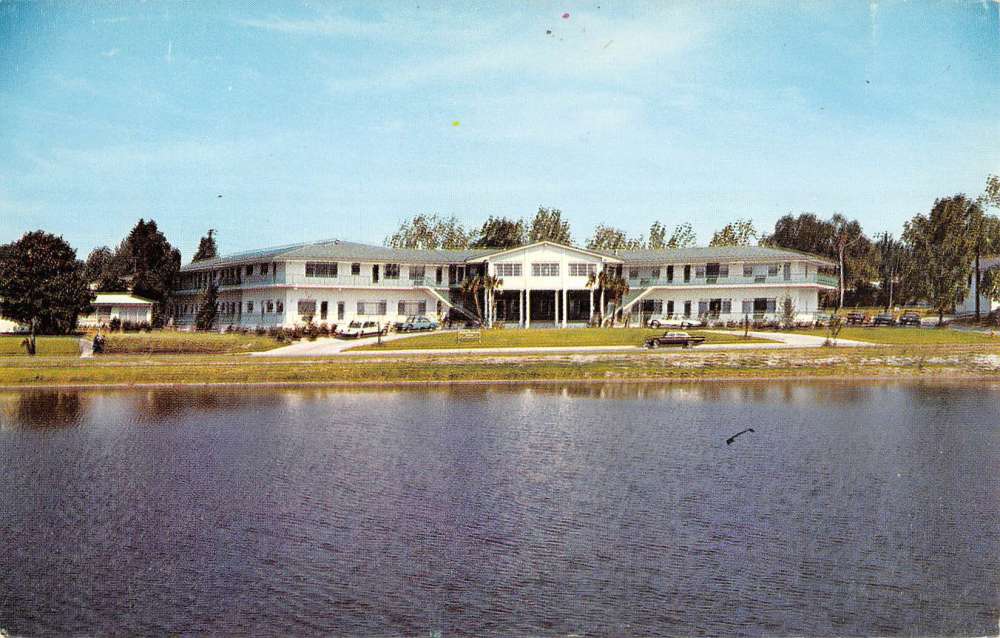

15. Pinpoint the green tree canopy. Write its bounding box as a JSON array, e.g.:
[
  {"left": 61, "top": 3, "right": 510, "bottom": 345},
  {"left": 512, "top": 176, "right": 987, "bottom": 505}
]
[
  {"left": 84, "top": 246, "right": 128, "bottom": 291},
  {"left": 193, "top": 229, "right": 218, "bottom": 261},
  {"left": 709, "top": 219, "right": 758, "bottom": 247},
  {"left": 902, "top": 195, "right": 976, "bottom": 323},
  {"left": 385, "top": 214, "right": 470, "bottom": 250},
  {"left": 471, "top": 216, "right": 526, "bottom": 249},
  {"left": 195, "top": 281, "right": 219, "bottom": 330},
  {"left": 586, "top": 225, "right": 643, "bottom": 251},
  {"left": 118, "top": 219, "right": 181, "bottom": 324},
  {"left": 527, "top": 207, "right": 572, "bottom": 244},
  {"left": 0, "top": 231, "right": 94, "bottom": 351}
]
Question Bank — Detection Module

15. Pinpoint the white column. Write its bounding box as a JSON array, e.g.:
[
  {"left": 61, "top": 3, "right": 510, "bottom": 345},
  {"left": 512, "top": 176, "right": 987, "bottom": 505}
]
[
  {"left": 562, "top": 288, "right": 568, "bottom": 328},
  {"left": 589, "top": 288, "right": 594, "bottom": 324},
  {"left": 554, "top": 290, "right": 559, "bottom": 327},
  {"left": 526, "top": 289, "right": 531, "bottom": 328},
  {"left": 519, "top": 290, "right": 524, "bottom": 327}
]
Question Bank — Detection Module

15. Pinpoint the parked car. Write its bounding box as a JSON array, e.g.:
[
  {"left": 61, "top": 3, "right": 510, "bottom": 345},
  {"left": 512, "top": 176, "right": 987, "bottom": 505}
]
[
  {"left": 394, "top": 315, "right": 416, "bottom": 331},
  {"left": 899, "top": 312, "right": 922, "bottom": 327},
  {"left": 336, "top": 320, "right": 387, "bottom": 338},
  {"left": 644, "top": 331, "right": 706, "bottom": 349},
  {"left": 873, "top": 312, "right": 896, "bottom": 326},
  {"left": 647, "top": 315, "right": 703, "bottom": 329},
  {"left": 845, "top": 312, "right": 867, "bottom": 325},
  {"left": 398, "top": 316, "right": 438, "bottom": 332}
]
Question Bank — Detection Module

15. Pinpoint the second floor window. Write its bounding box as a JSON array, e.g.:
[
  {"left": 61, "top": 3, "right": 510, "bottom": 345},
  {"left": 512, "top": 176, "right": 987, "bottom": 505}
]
[
  {"left": 245, "top": 265, "right": 253, "bottom": 277},
  {"left": 569, "top": 263, "right": 596, "bottom": 277},
  {"left": 246, "top": 301, "right": 254, "bottom": 313},
  {"left": 409, "top": 266, "right": 426, "bottom": 280},
  {"left": 384, "top": 264, "right": 400, "bottom": 279},
  {"left": 261, "top": 263, "right": 269, "bottom": 276},
  {"left": 305, "top": 262, "right": 337, "bottom": 277},
  {"left": 531, "top": 263, "right": 559, "bottom": 277},
  {"left": 495, "top": 263, "right": 522, "bottom": 277}
]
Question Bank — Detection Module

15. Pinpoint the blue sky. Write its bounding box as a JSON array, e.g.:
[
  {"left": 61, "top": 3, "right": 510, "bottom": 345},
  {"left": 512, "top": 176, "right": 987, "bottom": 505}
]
[{"left": 1, "top": 1, "right": 998, "bottom": 261}]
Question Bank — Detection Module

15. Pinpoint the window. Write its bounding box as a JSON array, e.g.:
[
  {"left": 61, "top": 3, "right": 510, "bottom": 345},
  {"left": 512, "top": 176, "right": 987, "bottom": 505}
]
[
  {"left": 305, "top": 262, "right": 337, "bottom": 277},
  {"left": 357, "top": 301, "right": 387, "bottom": 315},
  {"left": 666, "top": 265, "right": 674, "bottom": 282},
  {"left": 650, "top": 267, "right": 660, "bottom": 280},
  {"left": 276, "top": 301, "right": 283, "bottom": 313},
  {"left": 569, "top": 263, "right": 596, "bottom": 277},
  {"left": 628, "top": 267, "right": 640, "bottom": 280},
  {"left": 768, "top": 263, "right": 780, "bottom": 277},
  {"left": 261, "top": 263, "right": 269, "bottom": 275},
  {"left": 337, "top": 302, "right": 345, "bottom": 320},
  {"left": 719, "top": 264, "right": 729, "bottom": 278},
  {"left": 409, "top": 266, "right": 425, "bottom": 281},
  {"left": 683, "top": 265, "right": 691, "bottom": 282},
  {"left": 743, "top": 264, "right": 753, "bottom": 277},
  {"left": 683, "top": 301, "right": 692, "bottom": 317},
  {"left": 722, "top": 299, "right": 732, "bottom": 314},
  {"left": 695, "top": 265, "right": 706, "bottom": 278},
  {"left": 766, "top": 298, "right": 777, "bottom": 313},
  {"left": 245, "top": 265, "right": 253, "bottom": 276},
  {"left": 398, "top": 301, "right": 427, "bottom": 316},
  {"left": 266, "top": 300, "right": 275, "bottom": 313},
  {"left": 698, "top": 300, "right": 709, "bottom": 315},
  {"left": 246, "top": 301, "right": 254, "bottom": 313},
  {"left": 351, "top": 263, "right": 361, "bottom": 276},
  {"left": 531, "top": 263, "right": 559, "bottom": 276},
  {"left": 297, "top": 300, "right": 316, "bottom": 317},
  {"left": 495, "top": 263, "right": 522, "bottom": 277},
  {"left": 666, "top": 300, "right": 674, "bottom": 316},
  {"left": 742, "top": 299, "right": 753, "bottom": 315},
  {"left": 320, "top": 301, "right": 328, "bottom": 320},
  {"left": 384, "top": 264, "right": 400, "bottom": 279}
]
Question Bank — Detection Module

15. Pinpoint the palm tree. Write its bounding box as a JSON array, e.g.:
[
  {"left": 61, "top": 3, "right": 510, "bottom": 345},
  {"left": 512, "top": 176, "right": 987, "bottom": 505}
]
[
  {"left": 605, "top": 275, "right": 630, "bottom": 326},
  {"left": 481, "top": 274, "right": 503, "bottom": 326},
  {"left": 587, "top": 270, "right": 613, "bottom": 325},
  {"left": 458, "top": 275, "right": 484, "bottom": 325}
]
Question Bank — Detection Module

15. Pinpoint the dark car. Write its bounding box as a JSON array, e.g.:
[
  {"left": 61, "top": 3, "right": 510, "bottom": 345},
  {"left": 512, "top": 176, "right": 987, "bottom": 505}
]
[
  {"left": 899, "top": 312, "right": 922, "bottom": 327},
  {"left": 644, "top": 331, "right": 706, "bottom": 349},
  {"left": 873, "top": 312, "right": 896, "bottom": 326},
  {"left": 845, "top": 312, "right": 867, "bottom": 325}
]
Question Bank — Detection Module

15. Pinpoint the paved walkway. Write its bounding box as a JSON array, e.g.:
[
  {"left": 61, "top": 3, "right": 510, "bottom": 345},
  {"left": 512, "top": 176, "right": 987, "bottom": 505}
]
[{"left": 251, "top": 329, "right": 875, "bottom": 358}]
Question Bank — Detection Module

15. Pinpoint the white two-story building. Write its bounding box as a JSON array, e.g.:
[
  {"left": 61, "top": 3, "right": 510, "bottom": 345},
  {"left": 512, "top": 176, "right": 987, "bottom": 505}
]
[{"left": 170, "top": 239, "right": 837, "bottom": 329}]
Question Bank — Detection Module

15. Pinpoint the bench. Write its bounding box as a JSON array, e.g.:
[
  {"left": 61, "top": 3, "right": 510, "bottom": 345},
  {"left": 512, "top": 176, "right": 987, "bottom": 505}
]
[{"left": 456, "top": 331, "right": 481, "bottom": 344}]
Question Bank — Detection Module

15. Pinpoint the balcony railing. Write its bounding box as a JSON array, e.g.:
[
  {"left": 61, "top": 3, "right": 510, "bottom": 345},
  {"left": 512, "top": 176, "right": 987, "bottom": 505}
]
[{"left": 627, "top": 273, "right": 837, "bottom": 288}]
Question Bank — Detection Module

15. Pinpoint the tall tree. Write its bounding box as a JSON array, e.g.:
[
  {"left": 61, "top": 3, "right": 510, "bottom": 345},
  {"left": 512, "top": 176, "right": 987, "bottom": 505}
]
[
  {"left": 193, "top": 229, "right": 218, "bottom": 262},
  {"left": 84, "top": 246, "right": 128, "bottom": 291},
  {"left": 471, "top": 216, "right": 525, "bottom": 249},
  {"left": 647, "top": 222, "right": 667, "bottom": 249},
  {"left": 528, "top": 207, "right": 572, "bottom": 244},
  {"left": 586, "top": 225, "right": 643, "bottom": 251},
  {"left": 386, "top": 214, "right": 469, "bottom": 249},
  {"left": 876, "top": 232, "right": 906, "bottom": 310},
  {"left": 971, "top": 175, "right": 1000, "bottom": 319},
  {"left": 437, "top": 216, "right": 470, "bottom": 249},
  {"left": 119, "top": 219, "right": 181, "bottom": 325},
  {"left": 709, "top": 219, "right": 758, "bottom": 247},
  {"left": 665, "top": 222, "right": 697, "bottom": 248},
  {"left": 902, "top": 195, "right": 976, "bottom": 324},
  {"left": 0, "top": 231, "right": 94, "bottom": 354},
  {"left": 194, "top": 281, "right": 219, "bottom": 330}
]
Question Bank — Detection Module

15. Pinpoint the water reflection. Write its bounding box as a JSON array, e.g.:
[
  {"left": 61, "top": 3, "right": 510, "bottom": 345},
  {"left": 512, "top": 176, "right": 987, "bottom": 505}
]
[{"left": 0, "top": 382, "right": 997, "bottom": 636}]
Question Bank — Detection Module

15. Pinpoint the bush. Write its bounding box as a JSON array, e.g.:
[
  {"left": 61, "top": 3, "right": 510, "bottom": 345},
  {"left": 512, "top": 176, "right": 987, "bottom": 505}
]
[{"left": 108, "top": 317, "right": 121, "bottom": 332}]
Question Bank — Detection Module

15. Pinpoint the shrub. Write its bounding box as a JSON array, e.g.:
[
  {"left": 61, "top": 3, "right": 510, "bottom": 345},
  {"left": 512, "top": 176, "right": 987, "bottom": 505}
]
[{"left": 109, "top": 317, "right": 121, "bottom": 332}]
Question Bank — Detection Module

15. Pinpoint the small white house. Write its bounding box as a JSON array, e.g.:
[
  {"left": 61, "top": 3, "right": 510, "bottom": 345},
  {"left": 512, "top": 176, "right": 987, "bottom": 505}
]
[
  {"left": 77, "top": 293, "right": 155, "bottom": 328},
  {"left": 956, "top": 256, "right": 1000, "bottom": 316}
]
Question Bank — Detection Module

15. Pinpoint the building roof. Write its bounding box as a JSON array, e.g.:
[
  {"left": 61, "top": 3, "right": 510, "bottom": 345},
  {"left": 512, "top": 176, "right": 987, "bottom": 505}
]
[
  {"left": 180, "top": 238, "right": 834, "bottom": 270},
  {"left": 93, "top": 293, "right": 156, "bottom": 306},
  {"left": 180, "top": 239, "right": 494, "bottom": 271},
  {"left": 466, "top": 241, "right": 623, "bottom": 263},
  {"left": 606, "top": 244, "right": 836, "bottom": 266}
]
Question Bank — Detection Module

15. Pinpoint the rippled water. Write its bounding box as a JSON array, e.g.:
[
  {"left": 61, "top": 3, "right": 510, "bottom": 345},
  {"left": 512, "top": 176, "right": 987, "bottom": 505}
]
[{"left": 0, "top": 382, "right": 998, "bottom": 636}]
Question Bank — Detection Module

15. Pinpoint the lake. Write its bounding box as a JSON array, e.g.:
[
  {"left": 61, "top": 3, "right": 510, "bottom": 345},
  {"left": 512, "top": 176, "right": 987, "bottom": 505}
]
[{"left": 0, "top": 382, "right": 997, "bottom": 636}]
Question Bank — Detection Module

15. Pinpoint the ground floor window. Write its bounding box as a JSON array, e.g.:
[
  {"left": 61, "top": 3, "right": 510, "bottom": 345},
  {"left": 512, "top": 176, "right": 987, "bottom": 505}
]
[
  {"left": 398, "top": 300, "right": 427, "bottom": 316},
  {"left": 357, "top": 301, "right": 387, "bottom": 316},
  {"left": 337, "top": 302, "right": 345, "bottom": 320},
  {"left": 297, "top": 300, "right": 315, "bottom": 320},
  {"left": 320, "top": 301, "right": 328, "bottom": 320}
]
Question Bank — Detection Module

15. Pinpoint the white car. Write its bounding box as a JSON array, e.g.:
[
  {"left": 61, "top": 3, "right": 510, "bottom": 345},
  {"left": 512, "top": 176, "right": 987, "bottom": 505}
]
[
  {"left": 647, "top": 315, "right": 703, "bottom": 329},
  {"left": 336, "top": 320, "right": 386, "bottom": 339}
]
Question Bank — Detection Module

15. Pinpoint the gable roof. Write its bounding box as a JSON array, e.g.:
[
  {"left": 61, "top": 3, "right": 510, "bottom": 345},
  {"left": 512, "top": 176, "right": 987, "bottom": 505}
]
[
  {"left": 93, "top": 293, "right": 156, "bottom": 306},
  {"left": 606, "top": 245, "right": 836, "bottom": 266},
  {"left": 466, "top": 240, "right": 623, "bottom": 263}
]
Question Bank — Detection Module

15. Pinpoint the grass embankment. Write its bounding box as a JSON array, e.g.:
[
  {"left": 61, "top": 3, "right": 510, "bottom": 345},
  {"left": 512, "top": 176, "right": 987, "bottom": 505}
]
[
  {"left": 788, "top": 327, "right": 1000, "bottom": 345},
  {"left": 0, "top": 332, "right": 283, "bottom": 356},
  {"left": 2, "top": 343, "right": 998, "bottom": 386},
  {"left": 0, "top": 336, "right": 81, "bottom": 356},
  {"left": 829, "top": 306, "right": 937, "bottom": 317},
  {"left": 352, "top": 328, "right": 768, "bottom": 351}
]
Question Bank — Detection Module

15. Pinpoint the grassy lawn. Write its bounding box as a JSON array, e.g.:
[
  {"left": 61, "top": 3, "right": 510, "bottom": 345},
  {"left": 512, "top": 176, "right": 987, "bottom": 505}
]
[
  {"left": 103, "top": 331, "right": 284, "bottom": 354},
  {"left": 788, "top": 326, "right": 1000, "bottom": 345},
  {"left": 352, "top": 328, "right": 770, "bottom": 351},
  {"left": 824, "top": 306, "right": 937, "bottom": 317},
  {"left": 0, "top": 336, "right": 81, "bottom": 356}
]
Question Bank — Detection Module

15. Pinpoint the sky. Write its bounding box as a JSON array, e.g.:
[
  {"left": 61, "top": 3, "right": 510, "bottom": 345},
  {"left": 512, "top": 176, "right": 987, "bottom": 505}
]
[{"left": 1, "top": 1, "right": 998, "bottom": 262}]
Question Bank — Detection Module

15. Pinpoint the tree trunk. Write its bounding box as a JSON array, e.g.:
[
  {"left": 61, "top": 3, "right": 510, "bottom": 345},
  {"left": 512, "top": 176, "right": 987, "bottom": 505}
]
[
  {"left": 600, "top": 289, "right": 606, "bottom": 324},
  {"left": 975, "top": 251, "right": 981, "bottom": 320},
  {"left": 887, "top": 271, "right": 894, "bottom": 311},
  {"left": 838, "top": 247, "right": 846, "bottom": 310},
  {"left": 938, "top": 309, "right": 944, "bottom": 326},
  {"left": 28, "top": 319, "right": 37, "bottom": 356}
]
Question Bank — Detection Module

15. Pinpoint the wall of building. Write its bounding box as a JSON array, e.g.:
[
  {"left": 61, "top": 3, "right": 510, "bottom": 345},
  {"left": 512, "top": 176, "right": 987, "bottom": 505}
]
[{"left": 636, "top": 286, "right": 820, "bottom": 323}]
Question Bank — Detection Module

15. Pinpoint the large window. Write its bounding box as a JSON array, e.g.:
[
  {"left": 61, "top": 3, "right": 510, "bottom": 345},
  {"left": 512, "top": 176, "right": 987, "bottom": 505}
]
[
  {"left": 357, "top": 301, "right": 387, "bottom": 315},
  {"left": 261, "top": 263, "right": 269, "bottom": 275},
  {"left": 305, "top": 262, "right": 337, "bottom": 278},
  {"left": 351, "top": 263, "right": 361, "bottom": 276},
  {"left": 297, "top": 300, "right": 316, "bottom": 316},
  {"left": 628, "top": 267, "right": 641, "bottom": 280},
  {"left": 398, "top": 301, "right": 427, "bottom": 316},
  {"left": 409, "top": 266, "right": 426, "bottom": 281},
  {"left": 384, "top": 264, "right": 400, "bottom": 279},
  {"left": 531, "top": 263, "right": 559, "bottom": 277},
  {"left": 570, "top": 263, "right": 596, "bottom": 277},
  {"left": 495, "top": 263, "right": 522, "bottom": 277}
]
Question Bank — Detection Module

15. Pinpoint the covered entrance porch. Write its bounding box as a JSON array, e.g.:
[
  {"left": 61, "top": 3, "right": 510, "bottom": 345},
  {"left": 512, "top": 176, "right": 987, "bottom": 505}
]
[{"left": 491, "top": 289, "right": 595, "bottom": 328}]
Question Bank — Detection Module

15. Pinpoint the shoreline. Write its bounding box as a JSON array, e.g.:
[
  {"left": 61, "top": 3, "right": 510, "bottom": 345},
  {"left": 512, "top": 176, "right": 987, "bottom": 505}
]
[{"left": 3, "top": 372, "right": 999, "bottom": 391}]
